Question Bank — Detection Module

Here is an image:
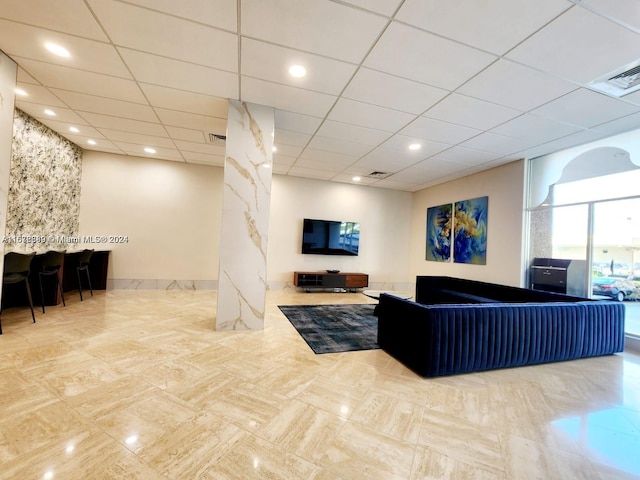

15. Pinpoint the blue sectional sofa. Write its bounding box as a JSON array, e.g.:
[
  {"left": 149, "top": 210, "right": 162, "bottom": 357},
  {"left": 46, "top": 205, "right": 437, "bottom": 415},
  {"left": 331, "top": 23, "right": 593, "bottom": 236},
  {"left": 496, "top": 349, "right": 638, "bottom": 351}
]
[{"left": 377, "top": 276, "right": 625, "bottom": 377}]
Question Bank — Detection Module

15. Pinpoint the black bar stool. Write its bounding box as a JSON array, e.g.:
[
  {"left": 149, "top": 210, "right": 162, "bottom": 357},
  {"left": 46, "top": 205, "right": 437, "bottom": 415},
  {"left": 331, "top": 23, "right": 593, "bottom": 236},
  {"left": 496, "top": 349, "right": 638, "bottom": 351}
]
[
  {"left": 1, "top": 251, "right": 36, "bottom": 334},
  {"left": 77, "top": 249, "right": 94, "bottom": 301},
  {"left": 38, "top": 250, "right": 66, "bottom": 313}
]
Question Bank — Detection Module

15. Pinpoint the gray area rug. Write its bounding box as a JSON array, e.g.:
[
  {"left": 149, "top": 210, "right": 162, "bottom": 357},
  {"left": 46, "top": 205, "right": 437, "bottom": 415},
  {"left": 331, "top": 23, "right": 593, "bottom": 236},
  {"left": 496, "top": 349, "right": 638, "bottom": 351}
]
[{"left": 278, "top": 303, "right": 379, "bottom": 354}]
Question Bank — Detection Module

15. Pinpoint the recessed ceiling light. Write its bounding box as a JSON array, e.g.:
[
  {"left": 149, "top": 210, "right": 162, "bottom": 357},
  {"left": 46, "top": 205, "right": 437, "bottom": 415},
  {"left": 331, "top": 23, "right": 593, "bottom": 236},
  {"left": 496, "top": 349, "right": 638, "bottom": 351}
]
[
  {"left": 353, "top": 176, "right": 362, "bottom": 182},
  {"left": 44, "top": 109, "right": 56, "bottom": 116},
  {"left": 87, "top": 139, "right": 96, "bottom": 145},
  {"left": 272, "top": 146, "right": 277, "bottom": 152},
  {"left": 408, "top": 143, "right": 421, "bottom": 150},
  {"left": 69, "top": 126, "right": 79, "bottom": 133},
  {"left": 288, "top": 65, "right": 307, "bottom": 78},
  {"left": 262, "top": 163, "right": 271, "bottom": 168},
  {"left": 45, "top": 42, "right": 70, "bottom": 58},
  {"left": 144, "top": 147, "right": 156, "bottom": 154},
  {"left": 15, "top": 88, "right": 27, "bottom": 96}
]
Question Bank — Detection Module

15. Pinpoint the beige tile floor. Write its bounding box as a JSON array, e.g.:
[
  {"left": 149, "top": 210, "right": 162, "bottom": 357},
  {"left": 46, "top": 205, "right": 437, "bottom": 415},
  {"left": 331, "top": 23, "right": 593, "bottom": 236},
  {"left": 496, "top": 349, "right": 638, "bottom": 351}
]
[{"left": 0, "top": 289, "right": 639, "bottom": 479}]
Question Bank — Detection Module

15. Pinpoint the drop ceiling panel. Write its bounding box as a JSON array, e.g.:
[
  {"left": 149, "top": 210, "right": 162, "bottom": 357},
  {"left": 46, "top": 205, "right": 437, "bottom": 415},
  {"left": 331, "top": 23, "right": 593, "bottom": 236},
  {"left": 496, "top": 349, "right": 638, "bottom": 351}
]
[
  {"left": 274, "top": 130, "right": 312, "bottom": 147},
  {"left": 273, "top": 154, "right": 297, "bottom": 168},
  {"left": 0, "top": 20, "right": 131, "bottom": 78},
  {"left": 95, "top": 129, "right": 176, "bottom": 148},
  {"left": 342, "top": 68, "right": 449, "bottom": 115},
  {"left": 532, "top": 89, "right": 640, "bottom": 128},
  {"left": 354, "top": 147, "right": 423, "bottom": 172},
  {"left": 119, "top": 48, "right": 238, "bottom": 98},
  {"left": 139, "top": 84, "right": 228, "bottom": 118},
  {"left": 272, "top": 144, "right": 304, "bottom": 157},
  {"left": 296, "top": 149, "right": 358, "bottom": 170},
  {"left": 114, "top": 142, "right": 183, "bottom": 161},
  {"left": 88, "top": 0, "right": 237, "bottom": 72},
  {"left": 64, "top": 136, "right": 119, "bottom": 151},
  {"left": 306, "top": 136, "right": 373, "bottom": 157},
  {"left": 339, "top": 0, "right": 403, "bottom": 16},
  {"left": 15, "top": 57, "right": 147, "bottom": 103},
  {"left": 396, "top": 0, "right": 570, "bottom": 55},
  {"left": 591, "top": 111, "right": 640, "bottom": 136},
  {"left": 424, "top": 94, "right": 522, "bottom": 130},
  {"left": 286, "top": 166, "right": 336, "bottom": 180},
  {"left": 165, "top": 126, "right": 206, "bottom": 143},
  {"left": 16, "top": 67, "right": 38, "bottom": 84},
  {"left": 364, "top": 22, "right": 497, "bottom": 90},
  {"left": 328, "top": 98, "right": 416, "bottom": 132},
  {"left": 172, "top": 140, "right": 225, "bottom": 156},
  {"left": 380, "top": 135, "right": 451, "bottom": 158},
  {"left": 400, "top": 117, "right": 482, "bottom": 145},
  {"left": 506, "top": 6, "right": 640, "bottom": 84},
  {"left": 490, "top": 113, "right": 582, "bottom": 143},
  {"left": 315, "top": 121, "right": 391, "bottom": 146},
  {"left": 0, "top": 0, "right": 108, "bottom": 41},
  {"left": 124, "top": 0, "right": 237, "bottom": 31},
  {"left": 35, "top": 118, "right": 97, "bottom": 136},
  {"left": 241, "top": 77, "right": 336, "bottom": 118},
  {"left": 457, "top": 59, "right": 578, "bottom": 111},
  {"left": 51, "top": 89, "right": 159, "bottom": 123},
  {"left": 459, "top": 132, "right": 537, "bottom": 156},
  {"left": 241, "top": 38, "right": 357, "bottom": 95},
  {"left": 430, "top": 146, "right": 501, "bottom": 165},
  {"left": 581, "top": 0, "right": 640, "bottom": 32},
  {"left": 15, "top": 84, "right": 66, "bottom": 107},
  {"left": 274, "top": 111, "right": 323, "bottom": 134},
  {"left": 154, "top": 108, "right": 226, "bottom": 134},
  {"left": 80, "top": 112, "right": 167, "bottom": 137},
  {"left": 241, "top": 0, "right": 388, "bottom": 63},
  {"left": 16, "top": 104, "right": 87, "bottom": 124},
  {"left": 181, "top": 151, "right": 225, "bottom": 166}
]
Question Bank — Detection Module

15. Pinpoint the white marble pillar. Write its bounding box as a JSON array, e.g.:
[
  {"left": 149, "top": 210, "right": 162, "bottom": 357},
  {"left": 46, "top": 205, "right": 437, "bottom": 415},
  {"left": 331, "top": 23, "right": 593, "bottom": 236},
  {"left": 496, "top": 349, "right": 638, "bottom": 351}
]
[
  {"left": 215, "top": 100, "right": 274, "bottom": 330},
  {"left": 0, "top": 52, "right": 17, "bottom": 311}
]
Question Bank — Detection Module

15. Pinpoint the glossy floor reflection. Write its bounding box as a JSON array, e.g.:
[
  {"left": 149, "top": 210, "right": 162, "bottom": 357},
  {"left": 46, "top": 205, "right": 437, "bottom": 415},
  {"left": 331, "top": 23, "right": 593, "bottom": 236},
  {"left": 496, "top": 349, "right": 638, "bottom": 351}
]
[{"left": 0, "top": 289, "right": 639, "bottom": 479}]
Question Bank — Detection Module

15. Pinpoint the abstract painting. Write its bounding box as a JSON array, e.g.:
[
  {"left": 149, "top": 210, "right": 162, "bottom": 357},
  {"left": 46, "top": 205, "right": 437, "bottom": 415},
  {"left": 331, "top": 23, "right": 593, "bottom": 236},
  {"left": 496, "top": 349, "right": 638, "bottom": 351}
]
[
  {"left": 454, "top": 196, "right": 488, "bottom": 265},
  {"left": 426, "top": 203, "right": 452, "bottom": 261}
]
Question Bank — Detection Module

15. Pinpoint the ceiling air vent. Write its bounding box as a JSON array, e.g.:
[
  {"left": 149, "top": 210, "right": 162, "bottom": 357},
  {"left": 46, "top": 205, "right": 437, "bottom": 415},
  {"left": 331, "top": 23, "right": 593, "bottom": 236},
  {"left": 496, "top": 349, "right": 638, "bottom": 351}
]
[
  {"left": 208, "top": 133, "right": 226, "bottom": 145},
  {"left": 366, "top": 171, "right": 391, "bottom": 179},
  {"left": 589, "top": 62, "right": 640, "bottom": 97}
]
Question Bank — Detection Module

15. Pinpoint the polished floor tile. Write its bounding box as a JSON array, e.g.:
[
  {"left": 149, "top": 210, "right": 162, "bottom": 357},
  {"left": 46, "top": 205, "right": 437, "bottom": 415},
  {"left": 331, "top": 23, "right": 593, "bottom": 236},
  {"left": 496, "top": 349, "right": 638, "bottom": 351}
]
[{"left": 0, "top": 289, "right": 639, "bottom": 479}]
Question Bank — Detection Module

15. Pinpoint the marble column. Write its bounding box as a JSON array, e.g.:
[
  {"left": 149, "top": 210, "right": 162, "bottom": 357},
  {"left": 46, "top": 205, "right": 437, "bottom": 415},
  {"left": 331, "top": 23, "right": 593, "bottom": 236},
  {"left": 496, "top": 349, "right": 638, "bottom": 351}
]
[
  {"left": 0, "top": 52, "right": 17, "bottom": 310},
  {"left": 215, "top": 100, "right": 274, "bottom": 330}
]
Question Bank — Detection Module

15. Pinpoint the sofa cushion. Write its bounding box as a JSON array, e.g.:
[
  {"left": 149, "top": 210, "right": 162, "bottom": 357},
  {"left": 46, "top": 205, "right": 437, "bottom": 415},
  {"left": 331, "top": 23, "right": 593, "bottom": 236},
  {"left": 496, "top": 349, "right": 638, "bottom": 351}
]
[{"left": 422, "top": 288, "right": 496, "bottom": 304}]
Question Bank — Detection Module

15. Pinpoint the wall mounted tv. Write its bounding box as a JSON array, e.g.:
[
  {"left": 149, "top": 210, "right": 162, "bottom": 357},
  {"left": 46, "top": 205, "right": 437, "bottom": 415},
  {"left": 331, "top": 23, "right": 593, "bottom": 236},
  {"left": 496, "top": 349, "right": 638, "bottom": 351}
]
[{"left": 301, "top": 218, "right": 360, "bottom": 256}]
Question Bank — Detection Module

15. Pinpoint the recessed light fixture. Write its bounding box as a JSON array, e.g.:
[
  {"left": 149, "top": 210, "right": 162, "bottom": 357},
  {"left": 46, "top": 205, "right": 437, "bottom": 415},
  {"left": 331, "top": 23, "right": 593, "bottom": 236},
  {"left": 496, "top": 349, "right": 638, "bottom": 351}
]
[
  {"left": 144, "top": 147, "right": 156, "bottom": 154},
  {"left": 262, "top": 163, "right": 271, "bottom": 168},
  {"left": 288, "top": 65, "right": 307, "bottom": 78},
  {"left": 44, "top": 109, "right": 56, "bottom": 116},
  {"left": 87, "top": 139, "right": 96, "bottom": 145},
  {"left": 14, "top": 88, "right": 27, "bottom": 96},
  {"left": 69, "top": 126, "right": 79, "bottom": 133},
  {"left": 272, "top": 146, "right": 277, "bottom": 152},
  {"left": 352, "top": 176, "right": 361, "bottom": 182},
  {"left": 408, "top": 143, "right": 421, "bottom": 150},
  {"left": 45, "top": 42, "right": 71, "bottom": 58}
]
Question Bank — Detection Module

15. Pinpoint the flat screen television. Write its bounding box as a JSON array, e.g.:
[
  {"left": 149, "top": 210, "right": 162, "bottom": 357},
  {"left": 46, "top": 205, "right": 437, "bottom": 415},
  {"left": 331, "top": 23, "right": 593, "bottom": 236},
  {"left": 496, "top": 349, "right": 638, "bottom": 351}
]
[{"left": 301, "top": 218, "right": 360, "bottom": 256}]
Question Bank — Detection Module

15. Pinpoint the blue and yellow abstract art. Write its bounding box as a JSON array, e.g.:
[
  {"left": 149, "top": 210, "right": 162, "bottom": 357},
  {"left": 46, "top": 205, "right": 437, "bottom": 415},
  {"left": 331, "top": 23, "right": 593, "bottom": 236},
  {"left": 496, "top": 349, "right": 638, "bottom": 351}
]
[
  {"left": 454, "top": 196, "right": 488, "bottom": 265},
  {"left": 426, "top": 203, "right": 452, "bottom": 261}
]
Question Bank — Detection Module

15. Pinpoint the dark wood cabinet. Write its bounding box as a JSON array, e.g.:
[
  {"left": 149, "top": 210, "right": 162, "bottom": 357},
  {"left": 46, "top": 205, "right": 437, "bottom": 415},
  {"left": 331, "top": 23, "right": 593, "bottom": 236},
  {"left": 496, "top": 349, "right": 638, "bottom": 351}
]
[{"left": 294, "top": 271, "right": 368, "bottom": 291}]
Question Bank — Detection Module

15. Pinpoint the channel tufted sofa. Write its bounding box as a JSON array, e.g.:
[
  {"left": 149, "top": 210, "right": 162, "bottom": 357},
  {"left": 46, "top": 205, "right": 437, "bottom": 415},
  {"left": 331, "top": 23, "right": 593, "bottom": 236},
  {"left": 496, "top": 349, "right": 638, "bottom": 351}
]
[{"left": 377, "top": 276, "right": 625, "bottom": 377}]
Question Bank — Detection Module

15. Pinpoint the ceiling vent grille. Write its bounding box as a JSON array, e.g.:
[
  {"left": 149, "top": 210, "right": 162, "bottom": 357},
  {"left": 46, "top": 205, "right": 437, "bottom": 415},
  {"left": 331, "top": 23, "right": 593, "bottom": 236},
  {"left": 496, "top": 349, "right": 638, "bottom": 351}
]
[
  {"left": 208, "top": 133, "right": 226, "bottom": 145},
  {"left": 366, "top": 171, "right": 391, "bottom": 179},
  {"left": 589, "top": 62, "right": 640, "bottom": 97}
]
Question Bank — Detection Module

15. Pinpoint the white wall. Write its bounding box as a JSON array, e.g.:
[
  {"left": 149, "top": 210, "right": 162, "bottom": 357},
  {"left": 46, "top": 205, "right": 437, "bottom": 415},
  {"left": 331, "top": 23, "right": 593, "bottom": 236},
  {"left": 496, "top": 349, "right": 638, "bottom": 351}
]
[
  {"left": 78, "top": 151, "right": 223, "bottom": 288},
  {"left": 410, "top": 160, "right": 527, "bottom": 287},
  {"left": 268, "top": 175, "right": 413, "bottom": 289}
]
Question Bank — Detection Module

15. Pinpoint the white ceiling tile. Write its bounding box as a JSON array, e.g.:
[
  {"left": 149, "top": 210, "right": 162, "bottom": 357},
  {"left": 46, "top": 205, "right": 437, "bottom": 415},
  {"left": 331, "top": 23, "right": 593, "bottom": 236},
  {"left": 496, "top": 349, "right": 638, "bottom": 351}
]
[
  {"left": 343, "top": 68, "right": 448, "bottom": 115},
  {"left": 154, "top": 108, "right": 226, "bottom": 134},
  {"left": 273, "top": 144, "right": 304, "bottom": 158},
  {"left": 273, "top": 154, "right": 297, "bottom": 168},
  {"left": 354, "top": 147, "right": 423, "bottom": 172},
  {"left": 242, "top": 0, "right": 388, "bottom": 63},
  {"left": 15, "top": 84, "right": 66, "bottom": 107},
  {"left": 14, "top": 57, "right": 147, "bottom": 103},
  {"left": 0, "top": 0, "right": 108, "bottom": 40},
  {"left": 16, "top": 104, "right": 87, "bottom": 124},
  {"left": 63, "top": 135, "right": 119, "bottom": 150},
  {"left": 274, "top": 130, "right": 312, "bottom": 148},
  {"left": 119, "top": 48, "right": 238, "bottom": 98},
  {"left": 330, "top": 173, "right": 378, "bottom": 186},
  {"left": 490, "top": 114, "right": 582, "bottom": 143},
  {"left": 286, "top": 166, "right": 336, "bottom": 180},
  {"left": 172, "top": 140, "right": 225, "bottom": 156},
  {"left": 532, "top": 89, "right": 640, "bottom": 128},
  {"left": 457, "top": 59, "right": 578, "bottom": 111},
  {"left": 274, "top": 111, "right": 323, "bottom": 134},
  {"left": 400, "top": 117, "right": 482, "bottom": 145},
  {"left": 396, "top": 0, "right": 570, "bottom": 55},
  {"left": 241, "top": 77, "right": 336, "bottom": 118},
  {"left": 328, "top": 98, "right": 416, "bottom": 132},
  {"left": 183, "top": 151, "right": 225, "bottom": 166},
  {"left": 80, "top": 112, "right": 167, "bottom": 136},
  {"left": 16, "top": 67, "right": 38, "bottom": 85},
  {"left": 412, "top": 158, "right": 471, "bottom": 174},
  {"left": 315, "top": 121, "right": 391, "bottom": 146},
  {"left": 430, "top": 146, "right": 501, "bottom": 165},
  {"left": 165, "top": 126, "right": 207, "bottom": 143},
  {"left": 306, "top": 136, "right": 372, "bottom": 157},
  {"left": 380, "top": 135, "right": 451, "bottom": 157},
  {"left": 241, "top": 38, "right": 357, "bottom": 95},
  {"left": 114, "top": 142, "right": 184, "bottom": 161},
  {"left": 96, "top": 129, "right": 175, "bottom": 148},
  {"left": 139, "top": 84, "right": 228, "bottom": 118},
  {"left": 580, "top": 0, "right": 640, "bottom": 34},
  {"left": 364, "top": 22, "right": 497, "bottom": 90},
  {"left": 423, "top": 94, "right": 522, "bottom": 130},
  {"left": 35, "top": 119, "right": 101, "bottom": 138},
  {"left": 591, "top": 112, "right": 640, "bottom": 136},
  {"left": 459, "top": 132, "right": 537, "bottom": 156},
  {"left": 339, "top": 0, "right": 403, "bottom": 16},
  {"left": 88, "top": 0, "right": 237, "bottom": 71},
  {"left": 0, "top": 19, "right": 130, "bottom": 78},
  {"left": 123, "top": 0, "right": 237, "bottom": 31},
  {"left": 297, "top": 149, "right": 358, "bottom": 170},
  {"left": 506, "top": 7, "right": 640, "bottom": 84},
  {"left": 50, "top": 89, "right": 158, "bottom": 123}
]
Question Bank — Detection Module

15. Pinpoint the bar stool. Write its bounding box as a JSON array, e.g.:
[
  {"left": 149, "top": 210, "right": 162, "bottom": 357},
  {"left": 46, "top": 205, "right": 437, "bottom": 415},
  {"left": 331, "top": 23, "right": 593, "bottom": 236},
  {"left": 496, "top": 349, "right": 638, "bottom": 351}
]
[
  {"left": 1, "top": 251, "right": 36, "bottom": 334},
  {"left": 77, "top": 249, "right": 94, "bottom": 301},
  {"left": 38, "top": 250, "right": 66, "bottom": 313}
]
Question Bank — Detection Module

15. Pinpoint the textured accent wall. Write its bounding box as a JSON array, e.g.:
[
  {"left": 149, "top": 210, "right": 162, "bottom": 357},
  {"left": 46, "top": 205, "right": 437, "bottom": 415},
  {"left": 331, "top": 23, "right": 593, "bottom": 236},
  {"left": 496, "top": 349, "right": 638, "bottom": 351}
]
[{"left": 5, "top": 109, "right": 82, "bottom": 251}]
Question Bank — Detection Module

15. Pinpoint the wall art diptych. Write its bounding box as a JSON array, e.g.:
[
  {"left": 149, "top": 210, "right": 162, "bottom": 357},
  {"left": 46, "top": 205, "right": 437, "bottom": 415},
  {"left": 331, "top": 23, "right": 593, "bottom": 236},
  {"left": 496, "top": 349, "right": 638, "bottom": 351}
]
[
  {"left": 426, "top": 203, "right": 452, "bottom": 262},
  {"left": 454, "top": 196, "right": 488, "bottom": 265}
]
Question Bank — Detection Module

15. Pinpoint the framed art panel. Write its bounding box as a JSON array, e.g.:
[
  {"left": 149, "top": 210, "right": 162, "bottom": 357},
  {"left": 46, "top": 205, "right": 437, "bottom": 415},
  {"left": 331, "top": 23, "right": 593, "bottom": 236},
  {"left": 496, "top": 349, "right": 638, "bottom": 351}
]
[
  {"left": 454, "top": 196, "right": 488, "bottom": 265},
  {"left": 426, "top": 203, "right": 452, "bottom": 261}
]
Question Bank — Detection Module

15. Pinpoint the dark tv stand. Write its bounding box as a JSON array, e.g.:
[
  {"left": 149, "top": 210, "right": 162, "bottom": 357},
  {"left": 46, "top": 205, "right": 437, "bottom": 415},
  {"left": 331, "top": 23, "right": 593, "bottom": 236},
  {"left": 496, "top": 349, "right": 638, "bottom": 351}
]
[{"left": 293, "top": 271, "right": 368, "bottom": 292}]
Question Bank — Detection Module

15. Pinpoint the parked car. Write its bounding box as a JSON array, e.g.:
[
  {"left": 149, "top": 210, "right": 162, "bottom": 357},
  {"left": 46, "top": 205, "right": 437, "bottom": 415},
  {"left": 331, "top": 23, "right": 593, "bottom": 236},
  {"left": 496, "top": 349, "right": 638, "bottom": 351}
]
[{"left": 592, "top": 277, "right": 636, "bottom": 302}]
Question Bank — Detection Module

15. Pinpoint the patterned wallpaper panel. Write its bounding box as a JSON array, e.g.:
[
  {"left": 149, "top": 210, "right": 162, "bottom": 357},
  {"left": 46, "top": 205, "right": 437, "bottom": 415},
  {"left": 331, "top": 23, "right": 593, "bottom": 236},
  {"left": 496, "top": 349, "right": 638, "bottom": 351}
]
[{"left": 5, "top": 109, "right": 82, "bottom": 251}]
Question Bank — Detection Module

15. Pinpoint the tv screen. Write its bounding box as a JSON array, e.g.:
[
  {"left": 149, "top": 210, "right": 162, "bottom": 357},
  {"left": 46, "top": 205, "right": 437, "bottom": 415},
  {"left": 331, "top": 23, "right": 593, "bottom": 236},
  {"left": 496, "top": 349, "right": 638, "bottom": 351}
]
[{"left": 301, "top": 218, "right": 360, "bottom": 256}]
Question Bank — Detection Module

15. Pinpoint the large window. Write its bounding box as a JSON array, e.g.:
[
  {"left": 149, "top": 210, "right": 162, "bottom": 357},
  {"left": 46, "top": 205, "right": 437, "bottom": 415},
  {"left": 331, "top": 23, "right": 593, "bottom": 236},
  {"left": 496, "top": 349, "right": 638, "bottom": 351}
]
[{"left": 528, "top": 132, "right": 640, "bottom": 338}]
